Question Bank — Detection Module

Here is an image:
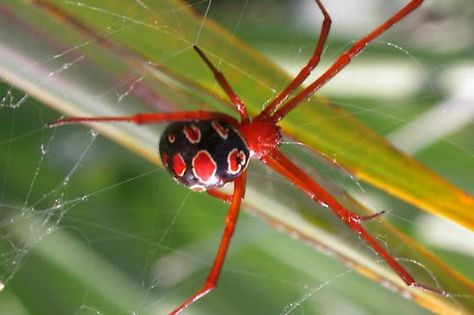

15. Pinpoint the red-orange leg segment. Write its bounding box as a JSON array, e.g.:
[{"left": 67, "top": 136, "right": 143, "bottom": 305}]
[
  {"left": 169, "top": 173, "right": 247, "bottom": 315},
  {"left": 262, "top": 149, "right": 445, "bottom": 295},
  {"left": 207, "top": 189, "right": 233, "bottom": 203},
  {"left": 269, "top": 0, "right": 424, "bottom": 123},
  {"left": 193, "top": 45, "right": 249, "bottom": 123},
  {"left": 47, "top": 111, "right": 238, "bottom": 127},
  {"left": 257, "top": 0, "right": 331, "bottom": 120}
]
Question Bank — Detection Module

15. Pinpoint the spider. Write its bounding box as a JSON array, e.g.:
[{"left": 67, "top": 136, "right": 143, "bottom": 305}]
[{"left": 49, "top": 0, "right": 445, "bottom": 313}]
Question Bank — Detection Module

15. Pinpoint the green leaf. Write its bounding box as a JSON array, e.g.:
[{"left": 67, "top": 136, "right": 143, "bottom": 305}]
[
  {"left": 1, "top": 1, "right": 473, "bottom": 314},
  {"left": 31, "top": 0, "right": 474, "bottom": 230}
]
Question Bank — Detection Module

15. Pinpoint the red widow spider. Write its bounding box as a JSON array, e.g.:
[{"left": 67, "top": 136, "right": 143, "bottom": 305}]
[{"left": 49, "top": 0, "right": 445, "bottom": 313}]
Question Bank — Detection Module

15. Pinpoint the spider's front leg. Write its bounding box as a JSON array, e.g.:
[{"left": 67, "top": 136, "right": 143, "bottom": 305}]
[
  {"left": 257, "top": 0, "right": 331, "bottom": 119},
  {"left": 269, "top": 0, "right": 425, "bottom": 123}
]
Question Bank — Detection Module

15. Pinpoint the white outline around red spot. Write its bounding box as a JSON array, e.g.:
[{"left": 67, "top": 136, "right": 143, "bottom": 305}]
[
  {"left": 211, "top": 121, "right": 229, "bottom": 139},
  {"left": 227, "top": 148, "right": 247, "bottom": 175},
  {"left": 183, "top": 124, "right": 201, "bottom": 143},
  {"left": 192, "top": 150, "right": 217, "bottom": 184},
  {"left": 172, "top": 153, "right": 186, "bottom": 177}
]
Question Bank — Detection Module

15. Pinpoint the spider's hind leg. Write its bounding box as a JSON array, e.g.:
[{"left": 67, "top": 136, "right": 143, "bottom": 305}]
[{"left": 263, "top": 149, "right": 446, "bottom": 296}]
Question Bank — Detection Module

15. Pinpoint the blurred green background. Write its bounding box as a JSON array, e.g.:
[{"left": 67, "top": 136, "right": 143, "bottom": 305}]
[{"left": 0, "top": 0, "right": 473, "bottom": 314}]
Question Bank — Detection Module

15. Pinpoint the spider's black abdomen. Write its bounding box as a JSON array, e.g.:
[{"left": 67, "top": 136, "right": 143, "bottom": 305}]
[{"left": 159, "top": 120, "right": 250, "bottom": 191}]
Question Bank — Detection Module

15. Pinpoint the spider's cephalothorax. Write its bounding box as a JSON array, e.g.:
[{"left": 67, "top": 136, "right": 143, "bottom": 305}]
[{"left": 159, "top": 120, "right": 250, "bottom": 191}]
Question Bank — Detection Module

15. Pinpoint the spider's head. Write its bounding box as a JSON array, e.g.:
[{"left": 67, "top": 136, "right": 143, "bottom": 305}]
[{"left": 238, "top": 121, "right": 281, "bottom": 159}]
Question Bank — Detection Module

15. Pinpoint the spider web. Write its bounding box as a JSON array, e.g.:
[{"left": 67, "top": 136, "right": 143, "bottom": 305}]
[{"left": 0, "top": 0, "right": 473, "bottom": 314}]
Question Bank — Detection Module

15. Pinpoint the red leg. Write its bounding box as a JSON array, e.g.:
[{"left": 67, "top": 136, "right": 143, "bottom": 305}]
[
  {"left": 170, "top": 173, "right": 247, "bottom": 315},
  {"left": 257, "top": 0, "right": 331, "bottom": 120},
  {"left": 261, "top": 149, "right": 445, "bottom": 295},
  {"left": 207, "top": 189, "right": 233, "bottom": 203},
  {"left": 270, "top": 0, "right": 424, "bottom": 123},
  {"left": 193, "top": 45, "right": 249, "bottom": 123},
  {"left": 47, "top": 111, "right": 238, "bottom": 127}
]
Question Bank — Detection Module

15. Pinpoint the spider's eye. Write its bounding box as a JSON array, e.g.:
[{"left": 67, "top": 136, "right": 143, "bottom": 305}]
[{"left": 159, "top": 120, "right": 250, "bottom": 190}]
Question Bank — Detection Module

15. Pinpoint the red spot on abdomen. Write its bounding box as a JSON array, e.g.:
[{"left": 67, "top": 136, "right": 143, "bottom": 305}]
[
  {"left": 227, "top": 148, "right": 247, "bottom": 174},
  {"left": 192, "top": 150, "right": 217, "bottom": 184},
  {"left": 162, "top": 153, "right": 169, "bottom": 167},
  {"left": 172, "top": 154, "right": 186, "bottom": 177},
  {"left": 183, "top": 124, "right": 201, "bottom": 143},
  {"left": 211, "top": 121, "right": 229, "bottom": 139}
]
